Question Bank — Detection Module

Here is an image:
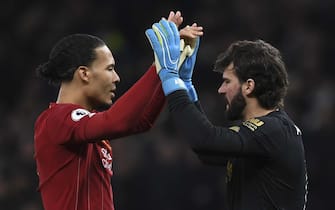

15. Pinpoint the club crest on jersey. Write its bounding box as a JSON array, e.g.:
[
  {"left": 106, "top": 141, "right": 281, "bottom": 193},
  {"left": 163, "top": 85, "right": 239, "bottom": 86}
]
[{"left": 71, "top": 108, "right": 95, "bottom": 122}]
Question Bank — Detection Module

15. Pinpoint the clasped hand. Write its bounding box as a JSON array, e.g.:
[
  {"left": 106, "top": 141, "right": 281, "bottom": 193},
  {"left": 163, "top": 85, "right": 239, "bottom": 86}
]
[{"left": 145, "top": 12, "right": 203, "bottom": 98}]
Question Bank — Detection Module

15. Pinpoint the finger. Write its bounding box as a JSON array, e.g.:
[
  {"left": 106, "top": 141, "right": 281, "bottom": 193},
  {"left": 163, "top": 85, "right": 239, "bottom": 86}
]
[
  {"left": 152, "top": 23, "right": 164, "bottom": 45},
  {"left": 180, "top": 39, "right": 185, "bottom": 51},
  {"left": 188, "top": 27, "right": 204, "bottom": 37},
  {"left": 168, "top": 21, "right": 180, "bottom": 46},
  {"left": 145, "top": 28, "right": 160, "bottom": 50},
  {"left": 180, "top": 30, "right": 203, "bottom": 39},
  {"left": 189, "top": 25, "right": 203, "bottom": 31},
  {"left": 168, "top": 11, "right": 183, "bottom": 28},
  {"left": 191, "top": 30, "right": 204, "bottom": 36},
  {"left": 168, "top": 11, "right": 175, "bottom": 21},
  {"left": 180, "top": 25, "right": 203, "bottom": 33},
  {"left": 179, "top": 29, "right": 194, "bottom": 39},
  {"left": 177, "top": 16, "right": 183, "bottom": 27},
  {"left": 175, "top": 11, "right": 182, "bottom": 23},
  {"left": 159, "top": 19, "right": 174, "bottom": 44},
  {"left": 184, "top": 45, "right": 192, "bottom": 56}
]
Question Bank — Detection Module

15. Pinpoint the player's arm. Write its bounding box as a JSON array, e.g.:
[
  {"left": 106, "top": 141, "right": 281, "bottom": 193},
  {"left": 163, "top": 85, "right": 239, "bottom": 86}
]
[
  {"left": 47, "top": 65, "right": 165, "bottom": 144},
  {"left": 83, "top": 65, "right": 165, "bottom": 141},
  {"left": 167, "top": 90, "right": 273, "bottom": 157}
]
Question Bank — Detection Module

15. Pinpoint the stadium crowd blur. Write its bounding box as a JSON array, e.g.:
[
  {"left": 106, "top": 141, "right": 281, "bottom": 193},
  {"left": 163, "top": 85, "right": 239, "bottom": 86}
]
[{"left": 0, "top": 0, "right": 334, "bottom": 209}]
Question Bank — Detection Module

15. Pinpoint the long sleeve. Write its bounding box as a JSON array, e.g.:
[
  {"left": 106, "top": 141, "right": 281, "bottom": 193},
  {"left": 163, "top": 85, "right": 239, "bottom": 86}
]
[
  {"left": 85, "top": 65, "right": 165, "bottom": 140},
  {"left": 40, "top": 65, "right": 165, "bottom": 144},
  {"left": 166, "top": 90, "right": 269, "bottom": 157},
  {"left": 167, "top": 90, "right": 242, "bottom": 154}
]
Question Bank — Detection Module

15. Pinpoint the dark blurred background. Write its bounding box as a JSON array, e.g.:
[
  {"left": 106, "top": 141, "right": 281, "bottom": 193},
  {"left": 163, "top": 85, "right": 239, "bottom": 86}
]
[{"left": 0, "top": 0, "right": 334, "bottom": 209}]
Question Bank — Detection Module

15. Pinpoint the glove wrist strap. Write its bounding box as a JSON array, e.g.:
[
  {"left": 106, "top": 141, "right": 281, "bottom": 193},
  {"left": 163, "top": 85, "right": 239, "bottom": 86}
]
[
  {"left": 161, "top": 77, "right": 187, "bottom": 96},
  {"left": 184, "top": 82, "right": 198, "bottom": 102}
]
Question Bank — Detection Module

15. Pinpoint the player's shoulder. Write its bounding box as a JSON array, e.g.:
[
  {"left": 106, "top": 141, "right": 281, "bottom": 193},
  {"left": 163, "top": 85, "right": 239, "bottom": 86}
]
[
  {"left": 37, "top": 103, "right": 80, "bottom": 117},
  {"left": 50, "top": 103, "right": 97, "bottom": 122},
  {"left": 261, "top": 109, "right": 297, "bottom": 128},
  {"left": 35, "top": 103, "right": 91, "bottom": 125},
  {"left": 241, "top": 110, "right": 292, "bottom": 134}
]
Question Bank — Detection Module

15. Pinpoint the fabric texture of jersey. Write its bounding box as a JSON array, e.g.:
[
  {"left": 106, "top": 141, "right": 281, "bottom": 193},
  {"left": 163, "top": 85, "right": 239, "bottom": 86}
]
[
  {"left": 34, "top": 65, "right": 165, "bottom": 210},
  {"left": 167, "top": 90, "right": 307, "bottom": 210}
]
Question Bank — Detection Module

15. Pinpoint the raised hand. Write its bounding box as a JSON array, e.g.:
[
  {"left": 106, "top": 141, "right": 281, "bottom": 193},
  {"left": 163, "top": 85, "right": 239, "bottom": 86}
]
[
  {"left": 145, "top": 19, "right": 187, "bottom": 95},
  {"left": 167, "top": 11, "right": 183, "bottom": 28},
  {"left": 147, "top": 11, "right": 204, "bottom": 98},
  {"left": 178, "top": 21, "right": 203, "bottom": 102},
  {"left": 166, "top": 10, "right": 203, "bottom": 69},
  {"left": 167, "top": 11, "right": 203, "bottom": 39},
  {"left": 179, "top": 23, "right": 203, "bottom": 40},
  {"left": 179, "top": 37, "right": 200, "bottom": 101}
]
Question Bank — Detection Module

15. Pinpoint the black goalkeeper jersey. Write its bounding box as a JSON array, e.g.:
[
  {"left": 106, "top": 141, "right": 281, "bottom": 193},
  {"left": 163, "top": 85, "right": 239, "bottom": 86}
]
[{"left": 167, "top": 90, "right": 307, "bottom": 210}]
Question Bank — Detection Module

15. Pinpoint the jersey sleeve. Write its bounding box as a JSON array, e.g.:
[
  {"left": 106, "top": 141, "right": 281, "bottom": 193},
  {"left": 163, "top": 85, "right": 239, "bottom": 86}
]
[
  {"left": 46, "top": 65, "right": 165, "bottom": 144},
  {"left": 167, "top": 90, "right": 286, "bottom": 158}
]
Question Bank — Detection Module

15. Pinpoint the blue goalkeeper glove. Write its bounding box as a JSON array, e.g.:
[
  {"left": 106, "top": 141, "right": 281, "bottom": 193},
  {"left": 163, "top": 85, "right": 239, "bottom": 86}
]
[
  {"left": 145, "top": 19, "right": 187, "bottom": 95},
  {"left": 178, "top": 37, "right": 200, "bottom": 102}
]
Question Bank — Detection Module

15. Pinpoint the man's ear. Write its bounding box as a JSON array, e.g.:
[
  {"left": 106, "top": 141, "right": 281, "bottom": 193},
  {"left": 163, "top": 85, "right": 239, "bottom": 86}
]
[
  {"left": 76, "top": 66, "right": 90, "bottom": 83},
  {"left": 243, "top": 78, "right": 255, "bottom": 96}
]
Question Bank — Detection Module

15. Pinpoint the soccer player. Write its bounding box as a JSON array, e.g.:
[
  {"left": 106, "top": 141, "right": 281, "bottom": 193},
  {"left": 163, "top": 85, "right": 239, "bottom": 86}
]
[
  {"left": 34, "top": 12, "right": 203, "bottom": 210},
  {"left": 145, "top": 20, "right": 308, "bottom": 209}
]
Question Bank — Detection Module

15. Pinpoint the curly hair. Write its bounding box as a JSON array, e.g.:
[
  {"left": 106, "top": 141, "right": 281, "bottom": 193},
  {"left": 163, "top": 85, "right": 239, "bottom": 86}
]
[
  {"left": 214, "top": 40, "right": 289, "bottom": 109},
  {"left": 36, "top": 34, "right": 105, "bottom": 85}
]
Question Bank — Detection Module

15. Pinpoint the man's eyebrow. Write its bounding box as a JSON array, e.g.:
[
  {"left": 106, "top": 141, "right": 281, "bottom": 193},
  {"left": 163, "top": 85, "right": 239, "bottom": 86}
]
[
  {"left": 106, "top": 63, "right": 115, "bottom": 68},
  {"left": 222, "top": 77, "right": 229, "bottom": 81}
]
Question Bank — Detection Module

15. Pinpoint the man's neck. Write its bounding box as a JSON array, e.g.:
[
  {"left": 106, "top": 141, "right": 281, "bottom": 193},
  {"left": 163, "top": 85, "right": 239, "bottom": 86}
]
[
  {"left": 56, "top": 83, "right": 92, "bottom": 110},
  {"left": 243, "top": 99, "right": 276, "bottom": 121}
]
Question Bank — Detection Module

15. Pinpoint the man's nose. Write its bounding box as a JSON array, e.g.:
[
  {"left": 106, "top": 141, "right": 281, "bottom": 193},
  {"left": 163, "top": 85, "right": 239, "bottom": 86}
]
[
  {"left": 113, "top": 71, "right": 120, "bottom": 83},
  {"left": 218, "top": 84, "right": 226, "bottom": 94}
]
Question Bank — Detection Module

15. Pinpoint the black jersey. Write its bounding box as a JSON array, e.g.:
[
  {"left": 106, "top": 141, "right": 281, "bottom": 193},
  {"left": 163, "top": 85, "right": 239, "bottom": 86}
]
[{"left": 167, "top": 90, "right": 307, "bottom": 210}]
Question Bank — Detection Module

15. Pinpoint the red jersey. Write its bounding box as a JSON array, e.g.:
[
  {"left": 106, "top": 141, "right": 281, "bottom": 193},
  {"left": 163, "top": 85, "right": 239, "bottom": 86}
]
[{"left": 34, "top": 65, "right": 165, "bottom": 210}]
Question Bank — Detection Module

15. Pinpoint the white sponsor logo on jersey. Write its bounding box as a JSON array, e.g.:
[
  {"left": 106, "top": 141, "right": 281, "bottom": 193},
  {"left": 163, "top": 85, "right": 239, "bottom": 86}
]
[
  {"left": 101, "top": 148, "right": 113, "bottom": 174},
  {"left": 71, "top": 108, "right": 95, "bottom": 122}
]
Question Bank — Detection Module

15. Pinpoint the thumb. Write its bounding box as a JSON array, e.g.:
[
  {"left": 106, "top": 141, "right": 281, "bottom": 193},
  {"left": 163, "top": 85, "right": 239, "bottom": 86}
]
[{"left": 184, "top": 45, "right": 192, "bottom": 56}]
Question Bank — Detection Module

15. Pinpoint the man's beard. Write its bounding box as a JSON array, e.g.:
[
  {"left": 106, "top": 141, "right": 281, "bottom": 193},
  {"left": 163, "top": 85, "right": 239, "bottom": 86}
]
[{"left": 225, "top": 89, "right": 246, "bottom": 122}]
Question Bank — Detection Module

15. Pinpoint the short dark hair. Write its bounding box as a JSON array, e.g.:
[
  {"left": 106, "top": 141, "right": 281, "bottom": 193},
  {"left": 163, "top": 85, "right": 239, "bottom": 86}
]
[
  {"left": 214, "top": 40, "right": 289, "bottom": 109},
  {"left": 36, "top": 34, "right": 106, "bottom": 85}
]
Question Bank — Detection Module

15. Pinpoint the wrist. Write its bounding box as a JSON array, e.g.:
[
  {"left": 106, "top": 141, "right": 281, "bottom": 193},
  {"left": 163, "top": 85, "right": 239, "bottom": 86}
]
[
  {"left": 158, "top": 68, "right": 178, "bottom": 81},
  {"left": 182, "top": 79, "right": 192, "bottom": 88},
  {"left": 161, "top": 77, "right": 187, "bottom": 96},
  {"left": 180, "top": 79, "right": 198, "bottom": 101},
  {"left": 186, "top": 83, "right": 198, "bottom": 102}
]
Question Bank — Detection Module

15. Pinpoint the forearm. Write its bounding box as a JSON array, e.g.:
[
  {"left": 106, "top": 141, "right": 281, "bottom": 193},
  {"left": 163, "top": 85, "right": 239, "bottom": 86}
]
[
  {"left": 167, "top": 90, "right": 244, "bottom": 155},
  {"left": 137, "top": 83, "right": 165, "bottom": 129}
]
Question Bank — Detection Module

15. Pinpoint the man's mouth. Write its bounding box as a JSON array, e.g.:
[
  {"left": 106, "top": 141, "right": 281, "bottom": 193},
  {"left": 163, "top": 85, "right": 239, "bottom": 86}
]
[
  {"left": 223, "top": 97, "right": 229, "bottom": 111},
  {"left": 110, "top": 89, "right": 116, "bottom": 98}
]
